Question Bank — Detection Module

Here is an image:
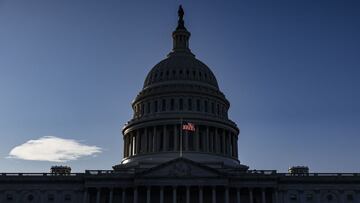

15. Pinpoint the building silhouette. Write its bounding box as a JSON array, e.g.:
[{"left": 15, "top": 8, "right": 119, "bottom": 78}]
[{"left": 0, "top": 6, "right": 359, "bottom": 203}]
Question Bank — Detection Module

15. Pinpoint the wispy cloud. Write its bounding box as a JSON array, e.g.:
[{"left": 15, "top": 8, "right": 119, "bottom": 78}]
[{"left": 8, "top": 136, "right": 102, "bottom": 162}]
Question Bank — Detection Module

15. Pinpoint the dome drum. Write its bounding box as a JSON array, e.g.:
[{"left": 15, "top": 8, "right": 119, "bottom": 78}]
[{"left": 122, "top": 121, "right": 239, "bottom": 167}]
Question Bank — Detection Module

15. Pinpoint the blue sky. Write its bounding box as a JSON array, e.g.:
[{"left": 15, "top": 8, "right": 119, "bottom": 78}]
[{"left": 0, "top": 0, "right": 359, "bottom": 172}]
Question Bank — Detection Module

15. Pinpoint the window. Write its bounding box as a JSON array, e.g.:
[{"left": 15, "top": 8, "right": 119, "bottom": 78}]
[
  {"left": 179, "top": 98, "right": 183, "bottom": 110},
  {"left": 48, "top": 194, "right": 55, "bottom": 201},
  {"left": 326, "top": 194, "right": 333, "bottom": 201},
  {"left": 204, "top": 100, "right": 208, "bottom": 113},
  {"left": 64, "top": 194, "right": 71, "bottom": 201},
  {"left": 162, "top": 99, "right": 166, "bottom": 111},
  {"left": 196, "top": 99, "right": 200, "bottom": 111},
  {"left": 188, "top": 98, "right": 192, "bottom": 110},
  {"left": 141, "top": 103, "right": 144, "bottom": 115},
  {"left": 6, "top": 194, "right": 13, "bottom": 200},
  {"left": 154, "top": 101, "right": 158, "bottom": 112},
  {"left": 347, "top": 194, "right": 354, "bottom": 201},
  {"left": 147, "top": 102, "right": 150, "bottom": 113},
  {"left": 27, "top": 195, "right": 34, "bottom": 201},
  {"left": 290, "top": 194, "right": 297, "bottom": 201},
  {"left": 170, "top": 99, "right": 174, "bottom": 110},
  {"left": 306, "top": 194, "right": 313, "bottom": 201},
  {"left": 211, "top": 102, "right": 215, "bottom": 114},
  {"left": 217, "top": 104, "right": 220, "bottom": 115}
]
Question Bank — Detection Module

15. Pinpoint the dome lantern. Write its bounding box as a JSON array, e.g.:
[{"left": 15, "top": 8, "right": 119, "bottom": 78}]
[{"left": 169, "top": 5, "right": 194, "bottom": 56}]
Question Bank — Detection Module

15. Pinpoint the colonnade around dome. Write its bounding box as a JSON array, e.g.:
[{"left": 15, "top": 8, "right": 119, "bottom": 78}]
[{"left": 123, "top": 124, "right": 238, "bottom": 159}]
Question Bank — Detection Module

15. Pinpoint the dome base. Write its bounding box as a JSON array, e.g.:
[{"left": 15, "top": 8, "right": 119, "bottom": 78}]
[{"left": 114, "top": 152, "right": 247, "bottom": 170}]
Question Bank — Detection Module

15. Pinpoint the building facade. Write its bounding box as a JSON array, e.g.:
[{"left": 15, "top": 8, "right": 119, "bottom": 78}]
[{"left": 1, "top": 6, "right": 359, "bottom": 203}]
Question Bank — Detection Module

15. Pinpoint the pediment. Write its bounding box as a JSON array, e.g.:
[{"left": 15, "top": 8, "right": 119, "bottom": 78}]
[{"left": 138, "top": 158, "right": 221, "bottom": 178}]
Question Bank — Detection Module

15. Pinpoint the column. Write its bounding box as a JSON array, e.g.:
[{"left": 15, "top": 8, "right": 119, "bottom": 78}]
[
  {"left": 153, "top": 127, "right": 157, "bottom": 152},
  {"left": 225, "top": 187, "right": 229, "bottom": 203},
  {"left": 136, "top": 130, "right": 140, "bottom": 154},
  {"left": 184, "top": 130, "right": 189, "bottom": 151},
  {"left": 315, "top": 190, "right": 321, "bottom": 203},
  {"left": 299, "top": 191, "right": 304, "bottom": 203},
  {"left": 199, "top": 186, "right": 203, "bottom": 203},
  {"left": 195, "top": 125, "right": 200, "bottom": 151},
  {"left": 127, "top": 135, "right": 131, "bottom": 156},
  {"left": 173, "top": 187, "right": 177, "bottom": 203},
  {"left": 163, "top": 125, "right": 168, "bottom": 151},
  {"left": 82, "top": 188, "right": 88, "bottom": 203},
  {"left": 160, "top": 186, "right": 164, "bottom": 203},
  {"left": 234, "top": 134, "right": 239, "bottom": 158},
  {"left": 149, "top": 128, "right": 153, "bottom": 152},
  {"left": 134, "top": 187, "right": 138, "bottom": 203},
  {"left": 205, "top": 126, "right": 209, "bottom": 152},
  {"left": 96, "top": 188, "right": 101, "bottom": 203},
  {"left": 225, "top": 131, "right": 229, "bottom": 155},
  {"left": 215, "top": 129, "right": 220, "bottom": 153},
  {"left": 222, "top": 130, "right": 226, "bottom": 154},
  {"left": 109, "top": 188, "right": 113, "bottom": 203},
  {"left": 146, "top": 187, "right": 151, "bottom": 203},
  {"left": 124, "top": 136, "right": 128, "bottom": 157},
  {"left": 249, "top": 188, "right": 253, "bottom": 203},
  {"left": 144, "top": 127, "right": 148, "bottom": 153},
  {"left": 274, "top": 189, "right": 278, "bottom": 203},
  {"left": 262, "top": 188, "right": 266, "bottom": 203},
  {"left": 340, "top": 190, "right": 345, "bottom": 203},
  {"left": 212, "top": 186, "right": 217, "bottom": 203},
  {"left": 207, "top": 127, "right": 212, "bottom": 152},
  {"left": 174, "top": 125, "right": 178, "bottom": 151},
  {"left": 230, "top": 134, "right": 234, "bottom": 156},
  {"left": 186, "top": 186, "right": 190, "bottom": 203},
  {"left": 129, "top": 134, "right": 133, "bottom": 156},
  {"left": 237, "top": 188, "right": 241, "bottom": 203},
  {"left": 122, "top": 188, "right": 126, "bottom": 203}
]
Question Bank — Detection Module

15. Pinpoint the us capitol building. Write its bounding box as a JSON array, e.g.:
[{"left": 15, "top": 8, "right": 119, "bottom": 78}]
[{"left": 1, "top": 6, "right": 359, "bottom": 203}]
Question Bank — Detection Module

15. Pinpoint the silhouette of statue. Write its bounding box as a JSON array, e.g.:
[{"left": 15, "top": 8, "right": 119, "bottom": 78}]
[
  {"left": 177, "top": 5, "right": 185, "bottom": 30},
  {"left": 178, "top": 5, "right": 184, "bottom": 21}
]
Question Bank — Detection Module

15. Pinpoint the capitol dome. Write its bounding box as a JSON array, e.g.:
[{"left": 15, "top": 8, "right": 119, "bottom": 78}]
[
  {"left": 115, "top": 6, "right": 247, "bottom": 171},
  {"left": 143, "top": 54, "right": 219, "bottom": 89}
]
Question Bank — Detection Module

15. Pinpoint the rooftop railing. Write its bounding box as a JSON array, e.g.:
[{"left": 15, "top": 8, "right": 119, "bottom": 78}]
[
  {"left": 0, "top": 173, "right": 83, "bottom": 177},
  {"left": 0, "top": 172, "right": 359, "bottom": 177}
]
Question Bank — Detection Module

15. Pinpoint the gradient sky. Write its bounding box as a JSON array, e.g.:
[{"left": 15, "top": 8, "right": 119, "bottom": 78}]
[{"left": 0, "top": 0, "right": 359, "bottom": 173}]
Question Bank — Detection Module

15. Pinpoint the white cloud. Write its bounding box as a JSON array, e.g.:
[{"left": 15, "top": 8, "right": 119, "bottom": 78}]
[{"left": 8, "top": 136, "right": 102, "bottom": 162}]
